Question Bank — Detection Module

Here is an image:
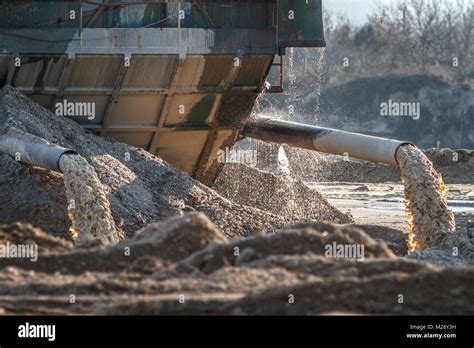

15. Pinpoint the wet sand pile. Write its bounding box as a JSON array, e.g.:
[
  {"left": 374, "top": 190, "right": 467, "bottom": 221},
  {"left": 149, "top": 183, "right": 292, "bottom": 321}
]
[
  {"left": 59, "top": 154, "right": 119, "bottom": 246},
  {"left": 0, "top": 214, "right": 472, "bottom": 315},
  {"left": 214, "top": 163, "right": 352, "bottom": 224},
  {"left": 424, "top": 148, "right": 474, "bottom": 184},
  {"left": 284, "top": 145, "right": 401, "bottom": 183},
  {"left": 0, "top": 85, "right": 297, "bottom": 239},
  {"left": 0, "top": 152, "right": 71, "bottom": 239},
  {"left": 0, "top": 222, "right": 72, "bottom": 254}
]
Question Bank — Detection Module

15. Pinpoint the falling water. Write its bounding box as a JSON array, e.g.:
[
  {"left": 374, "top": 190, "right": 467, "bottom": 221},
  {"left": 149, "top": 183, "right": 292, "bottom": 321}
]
[
  {"left": 287, "top": 47, "right": 300, "bottom": 122},
  {"left": 277, "top": 145, "right": 290, "bottom": 175},
  {"left": 313, "top": 47, "right": 326, "bottom": 121}
]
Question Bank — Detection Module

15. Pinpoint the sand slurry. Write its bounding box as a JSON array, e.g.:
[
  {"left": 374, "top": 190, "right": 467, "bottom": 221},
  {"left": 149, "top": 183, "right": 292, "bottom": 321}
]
[
  {"left": 59, "top": 154, "right": 119, "bottom": 246},
  {"left": 396, "top": 145, "right": 456, "bottom": 251}
]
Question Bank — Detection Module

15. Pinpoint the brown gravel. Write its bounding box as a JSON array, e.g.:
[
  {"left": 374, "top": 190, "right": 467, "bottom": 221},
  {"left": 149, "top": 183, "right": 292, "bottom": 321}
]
[{"left": 214, "top": 162, "right": 352, "bottom": 224}]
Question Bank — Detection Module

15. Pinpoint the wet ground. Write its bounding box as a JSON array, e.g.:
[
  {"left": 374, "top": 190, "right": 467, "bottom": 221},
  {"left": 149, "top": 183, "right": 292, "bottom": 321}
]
[{"left": 311, "top": 182, "right": 474, "bottom": 231}]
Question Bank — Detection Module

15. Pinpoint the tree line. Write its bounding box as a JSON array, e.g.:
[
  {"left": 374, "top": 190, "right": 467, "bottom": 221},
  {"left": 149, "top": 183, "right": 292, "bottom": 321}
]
[{"left": 321, "top": 0, "right": 474, "bottom": 85}]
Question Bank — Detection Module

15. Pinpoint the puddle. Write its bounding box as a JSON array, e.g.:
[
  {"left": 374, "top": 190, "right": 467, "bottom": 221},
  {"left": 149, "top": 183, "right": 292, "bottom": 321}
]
[{"left": 364, "top": 198, "right": 474, "bottom": 213}]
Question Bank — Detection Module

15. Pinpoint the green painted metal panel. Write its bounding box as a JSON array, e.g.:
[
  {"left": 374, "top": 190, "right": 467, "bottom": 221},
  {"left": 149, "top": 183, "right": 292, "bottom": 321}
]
[
  {"left": 1, "top": 1, "right": 275, "bottom": 30},
  {"left": 97, "top": 2, "right": 274, "bottom": 29},
  {"left": 187, "top": 95, "right": 216, "bottom": 125},
  {"left": 0, "top": 1, "right": 79, "bottom": 28},
  {"left": 278, "top": 0, "right": 325, "bottom": 48},
  {"left": 0, "top": 0, "right": 280, "bottom": 185}
]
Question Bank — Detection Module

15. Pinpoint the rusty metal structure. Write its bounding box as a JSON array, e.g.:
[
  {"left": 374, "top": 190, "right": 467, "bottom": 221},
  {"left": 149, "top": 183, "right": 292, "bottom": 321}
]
[{"left": 0, "top": 0, "right": 325, "bottom": 185}]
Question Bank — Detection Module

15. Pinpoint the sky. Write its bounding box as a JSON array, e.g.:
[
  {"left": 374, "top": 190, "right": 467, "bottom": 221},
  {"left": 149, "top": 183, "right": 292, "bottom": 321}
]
[
  {"left": 323, "top": 0, "right": 460, "bottom": 24},
  {"left": 323, "top": 0, "right": 382, "bottom": 23}
]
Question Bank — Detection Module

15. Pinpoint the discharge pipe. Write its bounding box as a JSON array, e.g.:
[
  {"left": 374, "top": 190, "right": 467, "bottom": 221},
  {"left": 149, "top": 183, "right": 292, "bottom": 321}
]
[
  {"left": 0, "top": 135, "right": 76, "bottom": 172},
  {"left": 242, "top": 116, "right": 411, "bottom": 166}
]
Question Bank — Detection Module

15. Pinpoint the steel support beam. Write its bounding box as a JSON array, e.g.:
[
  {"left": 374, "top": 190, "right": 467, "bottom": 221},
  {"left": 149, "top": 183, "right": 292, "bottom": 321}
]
[
  {"left": 147, "top": 58, "right": 185, "bottom": 154},
  {"left": 100, "top": 61, "right": 128, "bottom": 136},
  {"left": 6, "top": 56, "right": 17, "bottom": 85},
  {"left": 86, "top": 0, "right": 110, "bottom": 27},
  {"left": 51, "top": 57, "right": 74, "bottom": 109},
  {"left": 193, "top": 57, "right": 241, "bottom": 180}
]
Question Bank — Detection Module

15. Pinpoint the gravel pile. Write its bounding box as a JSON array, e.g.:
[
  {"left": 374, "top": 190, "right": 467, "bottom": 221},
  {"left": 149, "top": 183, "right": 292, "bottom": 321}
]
[
  {"left": 0, "top": 85, "right": 299, "bottom": 240},
  {"left": 214, "top": 163, "right": 352, "bottom": 224}
]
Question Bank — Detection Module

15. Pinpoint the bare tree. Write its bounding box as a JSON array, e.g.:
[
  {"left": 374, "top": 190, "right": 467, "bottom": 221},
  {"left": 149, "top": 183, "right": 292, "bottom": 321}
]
[{"left": 318, "top": 0, "right": 473, "bottom": 84}]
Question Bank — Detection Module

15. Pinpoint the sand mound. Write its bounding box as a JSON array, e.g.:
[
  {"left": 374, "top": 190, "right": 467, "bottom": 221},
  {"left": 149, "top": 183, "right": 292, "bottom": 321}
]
[
  {"left": 0, "top": 222, "right": 72, "bottom": 254},
  {"left": 0, "top": 213, "right": 227, "bottom": 274},
  {"left": 424, "top": 148, "right": 474, "bottom": 184},
  {"left": 0, "top": 85, "right": 299, "bottom": 240},
  {"left": 0, "top": 153, "right": 71, "bottom": 239},
  {"left": 0, "top": 213, "right": 472, "bottom": 315},
  {"left": 214, "top": 163, "right": 352, "bottom": 224},
  {"left": 237, "top": 139, "right": 402, "bottom": 183}
]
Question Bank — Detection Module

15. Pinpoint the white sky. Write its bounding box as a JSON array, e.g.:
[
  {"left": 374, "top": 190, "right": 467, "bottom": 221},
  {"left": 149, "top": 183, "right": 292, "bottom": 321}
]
[
  {"left": 323, "top": 0, "right": 379, "bottom": 23},
  {"left": 323, "top": 0, "right": 461, "bottom": 24}
]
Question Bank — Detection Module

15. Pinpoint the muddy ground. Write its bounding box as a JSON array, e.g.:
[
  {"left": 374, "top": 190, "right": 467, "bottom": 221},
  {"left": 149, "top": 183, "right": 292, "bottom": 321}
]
[
  {"left": 0, "top": 214, "right": 472, "bottom": 315},
  {"left": 0, "top": 86, "right": 473, "bottom": 315}
]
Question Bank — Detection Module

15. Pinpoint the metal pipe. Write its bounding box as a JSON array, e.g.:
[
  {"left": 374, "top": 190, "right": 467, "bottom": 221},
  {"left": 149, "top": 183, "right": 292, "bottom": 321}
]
[
  {"left": 0, "top": 135, "right": 76, "bottom": 172},
  {"left": 242, "top": 116, "right": 412, "bottom": 166}
]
